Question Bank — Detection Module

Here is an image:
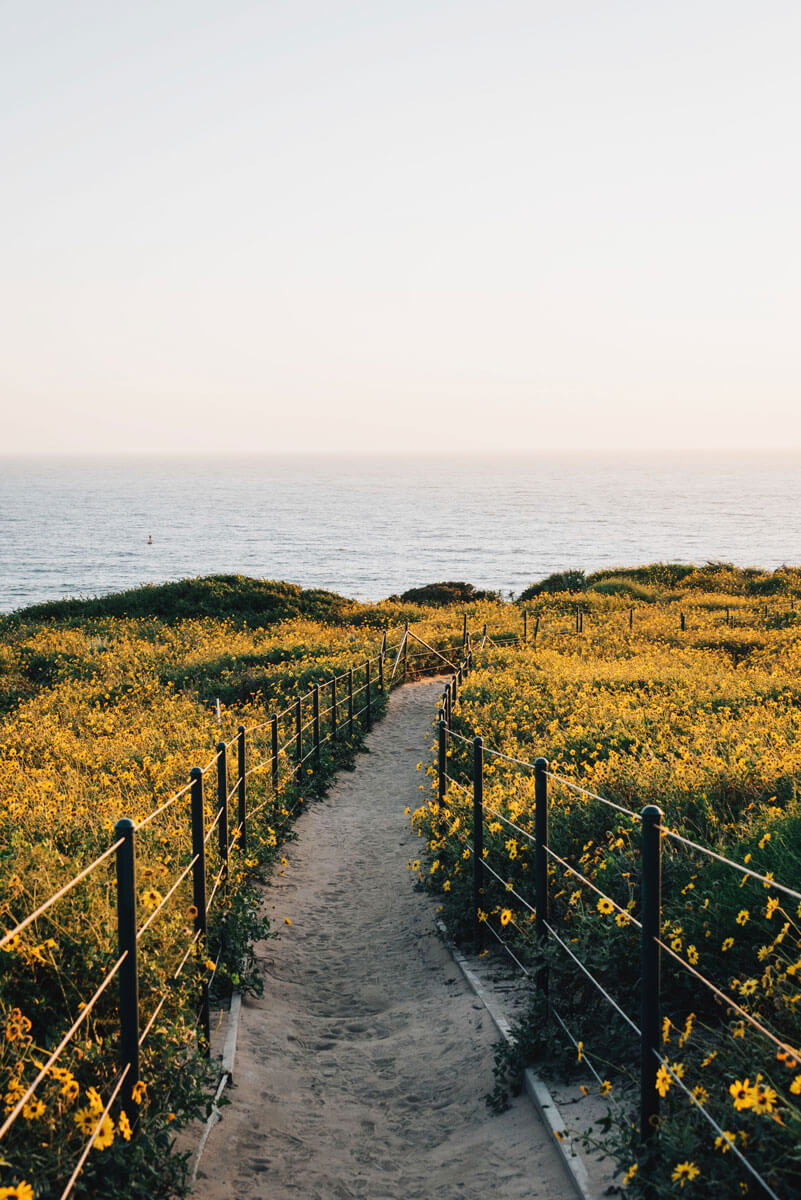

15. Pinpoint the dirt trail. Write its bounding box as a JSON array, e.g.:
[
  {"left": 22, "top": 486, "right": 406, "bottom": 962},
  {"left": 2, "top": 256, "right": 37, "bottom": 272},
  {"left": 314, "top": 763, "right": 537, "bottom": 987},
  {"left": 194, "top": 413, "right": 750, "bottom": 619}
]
[{"left": 193, "top": 680, "right": 572, "bottom": 1200}]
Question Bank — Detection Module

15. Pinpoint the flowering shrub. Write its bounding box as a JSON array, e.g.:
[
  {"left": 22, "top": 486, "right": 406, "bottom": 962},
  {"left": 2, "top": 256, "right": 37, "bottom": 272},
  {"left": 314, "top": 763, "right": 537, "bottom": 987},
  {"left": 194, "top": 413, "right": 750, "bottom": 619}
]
[{"left": 412, "top": 583, "right": 801, "bottom": 1196}]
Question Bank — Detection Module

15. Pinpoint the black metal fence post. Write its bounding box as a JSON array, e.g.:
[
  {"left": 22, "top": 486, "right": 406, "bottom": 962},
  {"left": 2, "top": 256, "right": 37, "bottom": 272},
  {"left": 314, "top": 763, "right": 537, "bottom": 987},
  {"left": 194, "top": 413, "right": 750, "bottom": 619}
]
[
  {"left": 271, "top": 713, "right": 279, "bottom": 792},
  {"left": 473, "top": 736, "right": 484, "bottom": 954},
  {"left": 523, "top": 609, "right": 528, "bottom": 644},
  {"left": 295, "top": 695, "right": 302, "bottom": 784},
  {"left": 216, "top": 742, "right": 229, "bottom": 883},
  {"left": 115, "top": 817, "right": 140, "bottom": 1123},
  {"left": 463, "top": 613, "right": 467, "bottom": 649},
  {"left": 640, "top": 805, "right": 662, "bottom": 1142},
  {"left": 452, "top": 672, "right": 458, "bottom": 710},
  {"left": 629, "top": 607, "right": 634, "bottom": 631},
  {"left": 330, "top": 676, "right": 337, "bottom": 745},
  {"left": 348, "top": 668, "right": 354, "bottom": 737},
  {"left": 534, "top": 757, "right": 549, "bottom": 1004},
  {"left": 237, "top": 725, "right": 246, "bottom": 853},
  {"left": 533, "top": 614, "right": 540, "bottom": 645},
  {"left": 365, "top": 659, "right": 372, "bottom": 729},
  {"left": 438, "top": 718, "right": 447, "bottom": 803},
  {"left": 313, "top": 684, "right": 321, "bottom": 770},
  {"left": 190, "top": 768, "right": 211, "bottom": 1054},
  {"left": 403, "top": 622, "right": 409, "bottom": 682},
  {"left": 378, "top": 650, "right": 384, "bottom": 693}
]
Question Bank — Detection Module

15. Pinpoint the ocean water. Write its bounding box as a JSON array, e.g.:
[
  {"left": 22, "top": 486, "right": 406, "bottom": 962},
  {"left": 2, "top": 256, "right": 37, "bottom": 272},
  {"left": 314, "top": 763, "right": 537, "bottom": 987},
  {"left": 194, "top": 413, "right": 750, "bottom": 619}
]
[{"left": 1, "top": 453, "right": 800, "bottom": 613}]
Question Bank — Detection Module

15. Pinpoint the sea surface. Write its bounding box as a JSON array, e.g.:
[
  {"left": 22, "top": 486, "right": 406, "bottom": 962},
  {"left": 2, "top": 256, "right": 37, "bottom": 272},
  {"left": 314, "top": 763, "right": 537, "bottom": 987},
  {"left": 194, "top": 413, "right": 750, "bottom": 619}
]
[{"left": 1, "top": 453, "right": 800, "bottom": 613}]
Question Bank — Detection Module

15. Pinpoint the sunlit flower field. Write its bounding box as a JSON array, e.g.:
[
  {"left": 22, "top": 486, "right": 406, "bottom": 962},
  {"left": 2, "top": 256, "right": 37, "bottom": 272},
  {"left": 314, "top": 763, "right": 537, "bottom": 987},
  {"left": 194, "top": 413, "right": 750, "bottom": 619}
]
[{"left": 412, "top": 568, "right": 801, "bottom": 1197}]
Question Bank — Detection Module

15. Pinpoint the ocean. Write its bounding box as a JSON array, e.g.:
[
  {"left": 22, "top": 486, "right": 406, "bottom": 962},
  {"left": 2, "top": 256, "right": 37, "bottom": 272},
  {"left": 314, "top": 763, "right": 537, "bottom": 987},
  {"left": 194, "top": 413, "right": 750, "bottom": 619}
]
[{"left": 1, "top": 452, "right": 800, "bottom": 613}]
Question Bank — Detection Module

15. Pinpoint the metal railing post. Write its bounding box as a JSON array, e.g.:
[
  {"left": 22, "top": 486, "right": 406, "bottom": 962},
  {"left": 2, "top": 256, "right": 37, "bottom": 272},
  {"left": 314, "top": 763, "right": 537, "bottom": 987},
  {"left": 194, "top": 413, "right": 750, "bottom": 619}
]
[
  {"left": 462, "top": 613, "right": 467, "bottom": 649},
  {"left": 115, "top": 817, "right": 140, "bottom": 1123},
  {"left": 313, "top": 684, "right": 321, "bottom": 770},
  {"left": 348, "top": 668, "right": 354, "bottom": 736},
  {"left": 473, "top": 736, "right": 484, "bottom": 954},
  {"left": 190, "top": 768, "right": 210, "bottom": 1054},
  {"left": 216, "top": 742, "right": 229, "bottom": 882},
  {"left": 378, "top": 650, "right": 384, "bottom": 693},
  {"left": 271, "top": 713, "right": 279, "bottom": 792},
  {"left": 294, "top": 695, "right": 302, "bottom": 783},
  {"left": 237, "top": 725, "right": 246, "bottom": 853},
  {"left": 640, "top": 805, "right": 662, "bottom": 1142},
  {"left": 403, "top": 621, "right": 408, "bottom": 682},
  {"left": 534, "top": 757, "right": 549, "bottom": 1003},
  {"left": 331, "top": 676, "right": 337, "bottom": 745},
  {"left": 523, "top": 609, "right": 528, "bottom": 644},
  {"left": 438, "top": 717, "right": 447, "bottom": 803},
  {"left": 365, "top": 659, "right": 372, "bottom": 729}
]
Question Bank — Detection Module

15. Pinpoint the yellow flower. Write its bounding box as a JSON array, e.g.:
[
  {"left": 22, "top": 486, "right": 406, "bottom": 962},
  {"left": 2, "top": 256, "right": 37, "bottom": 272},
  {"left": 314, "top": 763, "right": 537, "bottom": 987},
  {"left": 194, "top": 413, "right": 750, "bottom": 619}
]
[
  {"left": 599, "top": 1080, "right": 612, "bottom": 1095},
  {"left": 671, "top": 1161, "right": 700, "bottom": 1188},
  {"left": 204, "top": 958, "right": 216, "bottom": 971},
  {"left": 721, "top": 937, "right": 734, "bottom": 952},
  {"left": 687, "top": 945, "right": 698, "bottom": 965},
  {"left": 93, "top": 1112, "right": 115, "bottom": 1150},
  {"left": 131, "top": 1080, "right": 147, "bottom": 1106},
  {"left": 118, "top": 1110, "right": 132, "bottom": 1141},
  {"left": 0, "top": 1184, "right": 34, "bottom": 1200},
  {"left": 576, "top": 1041, "right": 583, "bottom": 1063},
  {"left": 655, "top": 1064, "right": 671, "bottom": 1096},
  {"left": 141, "top": 887, "right": 162, "bottom": 910},
  {"left": 85, "top": 1086, "right": 103, "bottom": 1114},
  {"left": 500, "top": 908, "right": 512, "bottom": 926},
  {"left": 715, "top": 1131, "right": 735, "bottom": 1153},
  {"left": 750, "top": 1082, "right": 779, "bottom": 1115},
  {"left": 736, "top": 910, "right": 749, "bottom": 926},
  {"left": 284, "top": 917, "right": 291, "bottom": 926},
  {"left": 623, "top": 1163, "right": 638, "bottom": 1185},
  {"left": 596, "top": 897, "right": 614, "bottom": 916},
  {"left": 789, "top": 1075, "right": 801, "bottom": 1095},
  {"left": 74, "top": 1107, "right": 96, "bottom": 1134},
  {"left": 729, "top": 1078, "right": 754, "bottom": 1111}
]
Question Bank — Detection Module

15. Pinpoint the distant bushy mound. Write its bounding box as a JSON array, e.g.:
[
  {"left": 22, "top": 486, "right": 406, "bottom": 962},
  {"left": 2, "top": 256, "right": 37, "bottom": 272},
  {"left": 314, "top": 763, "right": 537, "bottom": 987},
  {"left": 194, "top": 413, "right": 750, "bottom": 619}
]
[
  {"left": 519, "top": 562, "right": 801, "bottom": 602},
  {"left": 3, "top": 575, "right": 358, "bottom": 627},
  {"left": 398, "top": 581, "right": 500, "bottom": 607},
  {"left": 518, "top": 570, "right": 587, "bottom": 600}
]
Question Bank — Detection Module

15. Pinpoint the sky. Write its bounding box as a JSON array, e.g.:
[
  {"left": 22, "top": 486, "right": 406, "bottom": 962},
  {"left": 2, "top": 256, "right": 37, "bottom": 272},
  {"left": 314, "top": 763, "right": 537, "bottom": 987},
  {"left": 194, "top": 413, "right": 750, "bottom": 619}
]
[{"left": 2, "top": 0, "right": 800, "bottom": 455}]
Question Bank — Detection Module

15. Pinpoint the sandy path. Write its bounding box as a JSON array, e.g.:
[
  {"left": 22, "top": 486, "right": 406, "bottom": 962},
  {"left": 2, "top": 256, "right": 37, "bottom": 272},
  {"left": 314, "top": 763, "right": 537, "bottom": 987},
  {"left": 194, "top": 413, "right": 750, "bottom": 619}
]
[{"left": 193, "top": 680, "right": 572, "bottom": 1200}]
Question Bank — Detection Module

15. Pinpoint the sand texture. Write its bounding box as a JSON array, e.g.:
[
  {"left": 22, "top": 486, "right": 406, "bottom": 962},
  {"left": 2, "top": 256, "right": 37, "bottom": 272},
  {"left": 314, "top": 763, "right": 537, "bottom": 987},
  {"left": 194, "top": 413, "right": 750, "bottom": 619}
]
[{"left": 192, "top": 680, "right": 573, "bottom": 1200}]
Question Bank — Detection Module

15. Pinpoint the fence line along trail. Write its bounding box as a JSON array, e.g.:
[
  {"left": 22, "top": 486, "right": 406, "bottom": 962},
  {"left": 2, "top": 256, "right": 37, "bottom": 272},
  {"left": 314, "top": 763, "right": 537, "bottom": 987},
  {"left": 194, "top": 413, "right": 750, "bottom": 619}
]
[{"left": 193, "top": 679, "right": 571, "bottom": 1200}]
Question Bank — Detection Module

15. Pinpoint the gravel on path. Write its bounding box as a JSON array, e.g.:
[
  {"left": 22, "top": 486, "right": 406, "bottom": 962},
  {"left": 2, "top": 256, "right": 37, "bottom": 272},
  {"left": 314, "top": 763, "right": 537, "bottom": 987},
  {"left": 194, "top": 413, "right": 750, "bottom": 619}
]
[{"left": 193, "top": 679, "right": 573, "bottom": 1200}]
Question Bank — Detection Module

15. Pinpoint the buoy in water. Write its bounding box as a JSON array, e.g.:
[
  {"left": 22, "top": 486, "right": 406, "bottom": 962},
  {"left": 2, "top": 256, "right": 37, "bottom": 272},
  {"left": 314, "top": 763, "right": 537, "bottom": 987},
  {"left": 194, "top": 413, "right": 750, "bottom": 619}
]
[{"left": 147, "top": 535, "right": 152, "bottom": 545}]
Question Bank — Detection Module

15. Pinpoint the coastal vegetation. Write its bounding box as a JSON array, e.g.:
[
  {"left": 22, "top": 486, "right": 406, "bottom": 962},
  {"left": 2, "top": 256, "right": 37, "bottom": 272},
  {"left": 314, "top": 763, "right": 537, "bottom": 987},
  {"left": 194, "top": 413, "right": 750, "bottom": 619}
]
[
  {"left": 3, "top": 564, "right": 801, "bottom": 1198},
  {"left": 413, "top": 565, "right": 801, "bottom": 1197}
]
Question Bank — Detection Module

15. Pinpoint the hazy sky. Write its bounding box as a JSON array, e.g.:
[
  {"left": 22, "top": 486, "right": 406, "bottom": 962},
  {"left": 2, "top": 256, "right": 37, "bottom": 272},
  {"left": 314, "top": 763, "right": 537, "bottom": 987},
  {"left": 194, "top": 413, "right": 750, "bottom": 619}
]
[{"left": 2, "top": 1, "right": 800, "bottom": 454}]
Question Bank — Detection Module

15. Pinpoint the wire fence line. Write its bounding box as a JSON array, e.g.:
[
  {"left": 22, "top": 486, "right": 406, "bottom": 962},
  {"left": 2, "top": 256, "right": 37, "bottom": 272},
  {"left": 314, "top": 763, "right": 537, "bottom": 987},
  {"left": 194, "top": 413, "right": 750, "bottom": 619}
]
[
  {"left": 2, "top": 611, "right": 504, "bottom": 1194},
  {"left": 431, "top": 644, "right": 801, "bottom": 1195}
]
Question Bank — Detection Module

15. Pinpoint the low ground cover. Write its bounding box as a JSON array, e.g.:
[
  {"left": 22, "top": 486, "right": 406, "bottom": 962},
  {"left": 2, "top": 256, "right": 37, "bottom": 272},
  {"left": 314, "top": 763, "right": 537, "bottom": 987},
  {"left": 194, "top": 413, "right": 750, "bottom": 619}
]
[{"left": 413, "top": 574, "right": 801, "bottom": 1197}]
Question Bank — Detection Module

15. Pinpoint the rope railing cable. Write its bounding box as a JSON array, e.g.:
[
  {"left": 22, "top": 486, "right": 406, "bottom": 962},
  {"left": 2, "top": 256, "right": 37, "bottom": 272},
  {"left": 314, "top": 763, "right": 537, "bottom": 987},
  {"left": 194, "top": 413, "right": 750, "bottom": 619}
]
[
  {"left": 0, "top": 953, "right": 127, "bottom": 1141},
  {"left": 483, "top": 803, "right": 536, "bottom": 847},
  {"left": 198, "top": 752, "right": 220, "bottom": 776},
  {"left": 59, "top": 1062, "right": 131, "bottom": 1200},
  {"left": 658, "top": 826, "right": 801, "bottom": 904},
  {"left": 480, "top": 858, "right": 536, "bottom": 916},
  {"left": 483, "top": 919, "right": 531, "bottom": 977},
  {"left": 139, "top": 992, "right": 168, "bottom": 1048},
  {"left": 655, "top": 937, "right": 800, "bottom": 1059},
  {"left": 206, "top": 861, "right": 227, "bottom": 914},
  {"left": 203, "top": 806, "right": 224, "bottom": 845},
  {"left": 651, "top": 1051, "right": 782, "bottom": 1200},
  {"left": 225, "top": 778, "right": 240, "bottom": 807},
  {"left": 551, "top": 1006, "right": 605, "bottom": 1087},
  {"left": 0, "top": 838, "right": 125, "bottom": 951},
  {"left": 543, "top": 844, "right": 642, "bottom": 929},
  {"left": 444, "top": 773, "right": 472, "bottom": 796},
  {"left": 542, "top": 919, "right": 641, "bottom": 1037},
  {"left": 544, "top": 772, "right": 639, "bottom": 820},
  {"left": 173, "top": 928, "right": 202, "bottom": 980},
  {"left": 136, "top": 855, "right": 199, "bottom": 941},
  {"left": 134, "top": 781, "right": 193, "bottom": 833}
]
